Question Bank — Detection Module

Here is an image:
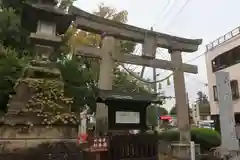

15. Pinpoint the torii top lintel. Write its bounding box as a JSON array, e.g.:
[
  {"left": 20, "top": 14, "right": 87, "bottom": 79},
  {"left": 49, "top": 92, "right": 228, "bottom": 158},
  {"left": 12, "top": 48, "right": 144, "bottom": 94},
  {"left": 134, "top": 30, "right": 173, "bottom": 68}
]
[{"left": 69, "top": 6, "right": 202, "bottom": 52}]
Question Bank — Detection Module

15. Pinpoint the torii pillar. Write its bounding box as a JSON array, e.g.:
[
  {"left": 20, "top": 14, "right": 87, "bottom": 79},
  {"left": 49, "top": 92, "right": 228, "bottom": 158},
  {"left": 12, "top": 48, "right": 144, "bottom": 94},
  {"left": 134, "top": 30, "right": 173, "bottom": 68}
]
[
  {"left": 95, "top": 35, "right": 115, "bottom": 135},
  {"left": 170, "top": 50, "right": 200, "bottom": 158},
  {"left": 170, "top": 50, "right": 190, "bottom": 143}
]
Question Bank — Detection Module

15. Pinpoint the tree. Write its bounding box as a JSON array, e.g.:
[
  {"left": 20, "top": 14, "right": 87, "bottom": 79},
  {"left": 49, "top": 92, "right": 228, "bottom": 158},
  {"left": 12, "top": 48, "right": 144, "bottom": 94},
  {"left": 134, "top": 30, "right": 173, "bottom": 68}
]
[
  {"left": 58, "top": 56, "right": 99, "bottom": 112},
  {"left": 147, "top": 105, "right": 168, "bottom": 126},
  {"left": 170, "top": 106, "right": 176, "bottom": 115},
  {"left": 0, "top": 49, "right": 27, "bottom": 112},
  {"left": 0, "top": 1, "right": 33, "bottom": 113},
  {"left": 0, "top": 8, "right": 30, "bottom": 54},
  {"left": 169, "top": 105, "right": 191, "bottom": 116},
  {"left": 196, "top": 91, "right": 209, "bottom": 106},
  {"left": 158, "top": 107, "right": 168, "bottom": 116},
  {"left": 59, "top": 0, "right": 76, "bottom": 10},
  {"left": 196, "top": 91, "right": 210, "bottom": 115}
]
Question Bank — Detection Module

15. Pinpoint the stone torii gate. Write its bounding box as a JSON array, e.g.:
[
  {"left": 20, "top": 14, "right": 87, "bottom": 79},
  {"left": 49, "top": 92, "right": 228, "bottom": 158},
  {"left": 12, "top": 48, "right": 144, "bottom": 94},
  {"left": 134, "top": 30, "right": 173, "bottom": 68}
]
[{"left": 69, "top": 5, "right": 202, "bottom": 150}]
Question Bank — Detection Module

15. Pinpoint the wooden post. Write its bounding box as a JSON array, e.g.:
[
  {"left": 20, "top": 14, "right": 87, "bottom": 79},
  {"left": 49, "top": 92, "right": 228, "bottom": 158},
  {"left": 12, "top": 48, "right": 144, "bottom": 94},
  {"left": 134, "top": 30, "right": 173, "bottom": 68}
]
[
  {"left": 95, "top": 36, "right": 115, "bottom": 135},
  {"left": 170, "top": 50, "right": 191, "bottom": 143}
]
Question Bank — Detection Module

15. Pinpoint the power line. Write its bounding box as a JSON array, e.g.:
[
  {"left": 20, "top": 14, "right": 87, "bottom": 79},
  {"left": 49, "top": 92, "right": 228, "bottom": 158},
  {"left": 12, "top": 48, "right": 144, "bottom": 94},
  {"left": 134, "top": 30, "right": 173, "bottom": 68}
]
[
  {"left": 139, "top": 0, "right": 176, "bottom": 87},
  {"left": 152, "top": 0, "right": 175, "bottom": 29},
  {"left": 185, "top": 52, "right": 205, "bottom": 63},
  {"left": 186, "top": 75, "right": 208, "bottom": 86},
  {"left": 164, "top": 0, "right": 192, "bottom": 29},
  {"left": 124, "top": 0, "right": 203, "bottom": 86},
  {"left": 151, "top": 0, "right": 208, "bottom": 94}
]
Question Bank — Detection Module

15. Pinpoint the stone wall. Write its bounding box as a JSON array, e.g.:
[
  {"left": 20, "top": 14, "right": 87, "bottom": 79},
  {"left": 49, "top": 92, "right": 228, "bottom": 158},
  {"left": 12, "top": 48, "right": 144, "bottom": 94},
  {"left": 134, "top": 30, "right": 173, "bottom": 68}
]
[{"left": 0, "top": 125, "right": 78, "bottom": 152}]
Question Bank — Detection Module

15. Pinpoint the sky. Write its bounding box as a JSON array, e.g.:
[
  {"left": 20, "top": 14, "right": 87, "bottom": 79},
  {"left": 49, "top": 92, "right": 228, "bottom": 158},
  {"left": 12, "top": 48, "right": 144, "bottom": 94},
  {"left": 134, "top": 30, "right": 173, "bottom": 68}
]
[{"left": 74, "top": 0, "right": 240, "bottom": 111}]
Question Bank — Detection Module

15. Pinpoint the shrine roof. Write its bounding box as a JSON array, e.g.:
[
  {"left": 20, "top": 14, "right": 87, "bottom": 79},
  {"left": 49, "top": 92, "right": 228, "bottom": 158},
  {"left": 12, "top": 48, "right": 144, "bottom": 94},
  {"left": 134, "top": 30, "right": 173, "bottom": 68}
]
[{"left": 96, "top": 89, "right": 162, "bottom": 104}]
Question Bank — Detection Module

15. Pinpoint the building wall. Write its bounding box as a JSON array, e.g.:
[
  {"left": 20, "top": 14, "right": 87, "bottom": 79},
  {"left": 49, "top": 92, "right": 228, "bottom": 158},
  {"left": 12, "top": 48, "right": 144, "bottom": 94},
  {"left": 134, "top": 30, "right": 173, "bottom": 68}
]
[{"left": 205, "top": 34, "right": 240, "bottom": 115}]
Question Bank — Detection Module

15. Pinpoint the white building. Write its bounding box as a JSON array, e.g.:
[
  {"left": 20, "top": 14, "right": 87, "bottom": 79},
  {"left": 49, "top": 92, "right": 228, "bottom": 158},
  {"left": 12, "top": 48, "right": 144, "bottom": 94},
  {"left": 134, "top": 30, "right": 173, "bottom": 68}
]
[{"left": 205, "top": 26, "right": 240, "bottom": 131}]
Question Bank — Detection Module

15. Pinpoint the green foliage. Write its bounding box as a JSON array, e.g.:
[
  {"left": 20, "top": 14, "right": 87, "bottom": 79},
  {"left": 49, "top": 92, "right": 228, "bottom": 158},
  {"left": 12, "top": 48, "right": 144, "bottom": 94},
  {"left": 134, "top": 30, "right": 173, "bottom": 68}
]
[
  {"left": 0, "top": 8, "right": 31, "bottom": 54},
  {"left": 58, "top": 56, "right": 99, "bottom": 112},
  {"left": 0, "top": 49, "right": 27, "bottom": 112},
  {"left": 169, "top": 106, "right": 176, "bottom": 115},
  {"left": 196, "top": 91, "right": 209, "bottom": 105},
  {"left": 191, "top": 128, "right": 221, "bottom": 151},
  {"left": 59, "top": 0, "right": 76, "bottom": 10},
  {"left": 169, "top": 105, "right": 191, "bottom": 116},
  {"left": 159, "top": 128, "right": 221, "bottom": 152},
  {"left": 147, "top": 106, "right": 158, "bottom": 126},
  {"left": 113, "top": 68, "right": 150, "bottom": 93},
  {"left": 196, "top": 91, "right": 210, "bottom": 115},
  {"left": 2, "top": 0, "right": 39, "bottom": 11},
  {"left": 147, "top": 105, "right": 168, "bottom": 126}
]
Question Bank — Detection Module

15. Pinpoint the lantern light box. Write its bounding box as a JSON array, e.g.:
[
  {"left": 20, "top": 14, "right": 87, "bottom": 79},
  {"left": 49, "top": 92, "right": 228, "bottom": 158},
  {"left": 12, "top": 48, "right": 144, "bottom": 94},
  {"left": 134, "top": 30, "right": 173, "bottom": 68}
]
[{"left": 96, "top": 90, "right": 163, "bottom": 131}]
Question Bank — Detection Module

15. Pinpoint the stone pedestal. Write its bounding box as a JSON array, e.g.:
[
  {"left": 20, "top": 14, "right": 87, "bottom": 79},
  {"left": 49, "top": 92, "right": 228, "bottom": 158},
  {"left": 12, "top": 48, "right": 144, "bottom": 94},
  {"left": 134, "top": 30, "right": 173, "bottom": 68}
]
[{"left": 171, "top": 143, "right": 200, "bottom": 159}]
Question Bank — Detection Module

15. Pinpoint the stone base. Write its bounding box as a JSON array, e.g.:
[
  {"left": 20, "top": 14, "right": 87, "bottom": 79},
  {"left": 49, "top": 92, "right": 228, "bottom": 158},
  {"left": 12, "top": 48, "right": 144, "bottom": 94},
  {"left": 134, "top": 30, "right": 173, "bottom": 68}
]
[
  {"left": 0, "top": 125, "right": 78, "bottom": 152},
  {"left": 171, "top": 143, "right": 200, "bottom": 159}
]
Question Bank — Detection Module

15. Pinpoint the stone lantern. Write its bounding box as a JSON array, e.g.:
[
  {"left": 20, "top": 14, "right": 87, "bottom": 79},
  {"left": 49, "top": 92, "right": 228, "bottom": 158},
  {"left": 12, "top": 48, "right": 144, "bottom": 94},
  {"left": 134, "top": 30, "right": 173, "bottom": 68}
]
[
  {"left": 21, "top": 0, "right": 75, "bottom": 59},
  {"left": 4, "top": 0, "right": 75, "bottom": 125}
]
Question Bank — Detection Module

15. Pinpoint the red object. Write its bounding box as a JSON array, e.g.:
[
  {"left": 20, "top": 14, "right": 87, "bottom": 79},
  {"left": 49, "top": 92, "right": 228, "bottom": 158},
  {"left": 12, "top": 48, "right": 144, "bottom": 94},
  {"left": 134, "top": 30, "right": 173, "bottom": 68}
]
[
  {"left": 77, "top": 133, "right": 88, "bottom": 144},
  {"left": 160, "top": 115, "right": 172, "bottom": 120}
]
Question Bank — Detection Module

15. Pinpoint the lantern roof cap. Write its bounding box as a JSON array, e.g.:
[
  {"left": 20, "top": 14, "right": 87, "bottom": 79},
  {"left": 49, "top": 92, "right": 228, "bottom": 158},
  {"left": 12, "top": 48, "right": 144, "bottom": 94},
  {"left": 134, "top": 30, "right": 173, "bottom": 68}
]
[
  {"left": 25, "top": 2, "right": 68, "bottom": 15},
  {"left": 21, "top": 2, "right": 75, "bottom": 35}
]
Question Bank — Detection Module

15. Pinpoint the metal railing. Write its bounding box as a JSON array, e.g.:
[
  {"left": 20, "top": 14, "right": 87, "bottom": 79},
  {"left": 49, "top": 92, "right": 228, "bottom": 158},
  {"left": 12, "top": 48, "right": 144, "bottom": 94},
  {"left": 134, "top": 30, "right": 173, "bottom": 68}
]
[{"left": 206, "top": 26, "right": 240, "bottom": 52}]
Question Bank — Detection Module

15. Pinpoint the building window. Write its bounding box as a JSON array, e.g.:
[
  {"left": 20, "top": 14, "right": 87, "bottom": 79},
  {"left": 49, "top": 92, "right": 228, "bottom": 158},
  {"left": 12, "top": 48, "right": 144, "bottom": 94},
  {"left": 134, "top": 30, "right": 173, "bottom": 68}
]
[
  {"left": 213, "top": 81, "right": 239, "bottom": 101},
  {"left": 213, "top": 85, "right": 218, "bottom": 101},
  {"left": 231, "top": 80, "right": 239, "bottom": 100},
  {"left": 211, "top": 46, "right": 240, "bottom": 72}
]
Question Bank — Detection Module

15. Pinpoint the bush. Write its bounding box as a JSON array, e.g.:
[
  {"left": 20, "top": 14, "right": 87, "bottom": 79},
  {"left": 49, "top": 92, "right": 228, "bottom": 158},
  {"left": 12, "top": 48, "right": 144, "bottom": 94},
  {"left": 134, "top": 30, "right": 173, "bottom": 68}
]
[
  {"left": 191, "top": 128, "right": 221, "bottom": 151},
  {"left": 158, "top": 128, "right": 221, "bottom": 152}
]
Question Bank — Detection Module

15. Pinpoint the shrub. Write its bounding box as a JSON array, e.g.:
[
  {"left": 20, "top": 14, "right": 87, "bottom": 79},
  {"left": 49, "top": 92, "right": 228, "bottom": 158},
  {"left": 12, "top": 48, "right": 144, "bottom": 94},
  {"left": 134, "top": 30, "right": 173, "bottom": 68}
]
[
  {"left": 158, "top": 128, "right": 221, "bottom": 152},
  {"left": 191, "top": 128, "right": 221, "bottom": 151}
]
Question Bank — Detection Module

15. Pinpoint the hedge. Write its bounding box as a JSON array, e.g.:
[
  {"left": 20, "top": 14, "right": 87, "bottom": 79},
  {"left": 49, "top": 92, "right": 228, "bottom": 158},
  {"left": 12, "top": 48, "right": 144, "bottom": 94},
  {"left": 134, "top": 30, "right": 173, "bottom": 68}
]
[{"left": 158, "top": 128, "right": 221, "bottom": 152}]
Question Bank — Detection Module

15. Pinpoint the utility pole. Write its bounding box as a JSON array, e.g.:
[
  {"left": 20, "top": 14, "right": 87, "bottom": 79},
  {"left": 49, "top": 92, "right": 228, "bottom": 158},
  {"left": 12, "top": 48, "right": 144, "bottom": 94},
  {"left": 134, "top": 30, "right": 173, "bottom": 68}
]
[{"left": 152, "top": 67, "right": 159, "bottom": 129}]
